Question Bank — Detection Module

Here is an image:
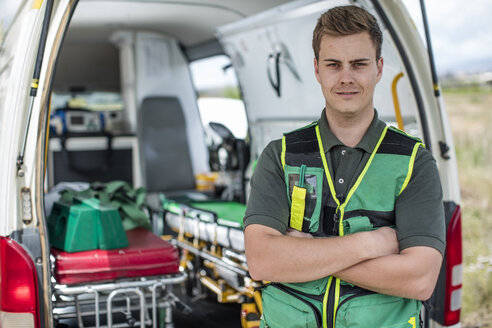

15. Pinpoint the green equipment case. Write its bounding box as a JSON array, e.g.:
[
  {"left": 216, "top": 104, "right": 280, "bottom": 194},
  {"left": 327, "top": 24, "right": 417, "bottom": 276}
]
[{"left": 48, "top": 197, "right": 129, "bottom": 252}]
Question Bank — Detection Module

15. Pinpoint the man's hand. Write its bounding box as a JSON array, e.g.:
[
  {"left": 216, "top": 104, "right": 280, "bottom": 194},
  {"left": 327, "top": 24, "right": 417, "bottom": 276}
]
[
  {"left": 367, "top": 227, "right": 399, "bottom": 258},
  {"left": 285, "top": 228, "right": 313, "bottom": 238},
  {"left": 285, "top": 226, "right": 398, "bottom": 258},
  {"left": 245, "top": 224, "right": 400, "bottom": 283},
  {"left": 334, "top": 246, "right": 443, "bottom": 300},
  {"left": 282, "top": 226, "right": 441, "bottom": 300}
]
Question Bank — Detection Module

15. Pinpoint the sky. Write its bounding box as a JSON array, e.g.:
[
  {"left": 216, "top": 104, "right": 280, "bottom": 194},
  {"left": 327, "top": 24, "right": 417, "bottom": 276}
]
[
  {"left": 402, "top": 0, "right": 492, "bottom": 75},
  {"left": 2, "top": 0, "right": 492, "bottom": 76}
]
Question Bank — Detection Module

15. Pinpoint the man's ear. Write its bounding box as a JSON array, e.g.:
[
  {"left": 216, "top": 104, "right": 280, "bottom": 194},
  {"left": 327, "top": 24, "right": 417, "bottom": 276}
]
[
  {"left": 376, "top": 57, "right": 384, "bottom": 82},
  {"left": 314, "top": 57, "right": 321, "bottom": 83}
]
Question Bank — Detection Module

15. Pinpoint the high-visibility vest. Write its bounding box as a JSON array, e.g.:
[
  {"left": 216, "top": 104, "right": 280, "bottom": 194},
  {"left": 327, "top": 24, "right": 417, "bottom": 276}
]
[{"left": 259, "top": 123, "right": 423, "bottom": 328}]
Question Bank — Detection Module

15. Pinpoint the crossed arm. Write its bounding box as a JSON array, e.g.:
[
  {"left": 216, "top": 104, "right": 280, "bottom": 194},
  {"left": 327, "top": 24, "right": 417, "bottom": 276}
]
[{"left": 244, "top": 224, "right": 443, "bottom": 301}]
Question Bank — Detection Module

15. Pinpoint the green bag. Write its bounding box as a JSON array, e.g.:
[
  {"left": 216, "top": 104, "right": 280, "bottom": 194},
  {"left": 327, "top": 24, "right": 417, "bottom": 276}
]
[
  {"left": 59, "top": 181, "right": 153, "bottom": 231},
  {"left": 99, "top": 181, "right": 152, "bottom": 231}
]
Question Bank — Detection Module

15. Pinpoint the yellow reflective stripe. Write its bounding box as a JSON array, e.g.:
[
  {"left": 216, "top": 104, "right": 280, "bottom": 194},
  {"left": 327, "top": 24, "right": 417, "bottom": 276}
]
[
  {"left": 399, "top": 142, "right": 422, "bottom": 195},
  {"left": 322, "top": 276, "right": 333, "bottom": 328},
  {"left": 290, "top": 186, "right": 306, "bottom": 230},
  {"left": 315, "top": 125, "right": 339, "bottom": 207},
  {"left": 408, "top": 316, "right": 417, "bottom": 328},
  {"left": 281, "top": 136, "right": 286, "bottom": 169},
  {"left": 32, "top": 0, "right": 43, "bottom": 9},
  {"left": 338, "top": 207, "right": 345, "bottom": 236},
  {"left": 332, "top": 278, "right": 341, "bottom": 328},
  {"left": 338, "top": 126, "right": 389, "bottom": 236}
]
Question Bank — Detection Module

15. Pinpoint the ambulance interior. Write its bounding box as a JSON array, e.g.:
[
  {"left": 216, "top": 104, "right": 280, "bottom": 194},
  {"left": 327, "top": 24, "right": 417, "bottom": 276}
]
[{"left": 44, "top": 0, "right": 427, "bottom": 326}]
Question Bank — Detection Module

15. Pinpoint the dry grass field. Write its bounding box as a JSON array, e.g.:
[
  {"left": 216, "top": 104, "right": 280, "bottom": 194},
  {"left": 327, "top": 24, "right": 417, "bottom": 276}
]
[{"left": 443, "top": 88, "right": 492, "bottom": 327}]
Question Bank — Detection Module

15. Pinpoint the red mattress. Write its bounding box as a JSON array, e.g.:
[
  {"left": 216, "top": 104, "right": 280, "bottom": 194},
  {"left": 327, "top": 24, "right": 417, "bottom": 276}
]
[{"left": 52, "top": 228, "right": 180, "bottom": 285}]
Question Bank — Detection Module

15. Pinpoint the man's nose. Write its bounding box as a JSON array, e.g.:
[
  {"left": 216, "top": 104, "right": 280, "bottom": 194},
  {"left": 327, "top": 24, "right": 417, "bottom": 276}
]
[{"left": 339, "top": 67, "right": 355, "bottom": 84}]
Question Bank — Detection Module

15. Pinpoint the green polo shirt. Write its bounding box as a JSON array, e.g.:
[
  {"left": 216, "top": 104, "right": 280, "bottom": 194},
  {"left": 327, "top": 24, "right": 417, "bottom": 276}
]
[{"left": 244, "top": 109, "right": 446, "bottom": 255}]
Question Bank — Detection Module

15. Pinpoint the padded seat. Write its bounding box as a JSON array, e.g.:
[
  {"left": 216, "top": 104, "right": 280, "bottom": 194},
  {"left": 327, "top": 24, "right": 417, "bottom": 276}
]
[
  {"left": 138, "top": 97, "right": 196, "bottom": 194},
  {"left": 51, "top": 228, "right": 179, "bottom": 285},
  {"left": 138, "top": 96, "right": 200, "bottom": 222}
]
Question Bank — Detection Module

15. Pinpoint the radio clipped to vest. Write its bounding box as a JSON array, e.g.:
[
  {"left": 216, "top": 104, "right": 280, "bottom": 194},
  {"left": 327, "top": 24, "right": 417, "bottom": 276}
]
[{"left": 285, "top": 164, "right": 323, "bottom": 233}]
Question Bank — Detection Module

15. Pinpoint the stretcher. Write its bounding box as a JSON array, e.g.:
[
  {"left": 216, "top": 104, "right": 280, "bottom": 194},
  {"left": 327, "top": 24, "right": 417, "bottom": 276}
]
[
  {"left": 51, "top": 227, "right": 186, "bottom": 328},
  {"left": 161, "top": 195, "right": 262, "bottom": 328},
  {"left": 162, "top": 196, "right": 245, "bottom": 252}
]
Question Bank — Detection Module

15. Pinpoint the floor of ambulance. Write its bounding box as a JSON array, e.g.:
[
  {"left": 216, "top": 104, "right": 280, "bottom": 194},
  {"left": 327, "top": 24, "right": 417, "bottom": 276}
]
[
  {"left": 173, "top": 291, "right": 242, "bottom": 327},
  {"left": 57, "top": 285, "right": 242, "bottom": 327}
]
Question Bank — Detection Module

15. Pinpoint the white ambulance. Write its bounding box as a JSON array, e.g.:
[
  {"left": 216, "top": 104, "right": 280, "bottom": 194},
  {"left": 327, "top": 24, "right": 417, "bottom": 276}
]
[{"left": 0, "top": 0, "right": 462, "bottom": 327}]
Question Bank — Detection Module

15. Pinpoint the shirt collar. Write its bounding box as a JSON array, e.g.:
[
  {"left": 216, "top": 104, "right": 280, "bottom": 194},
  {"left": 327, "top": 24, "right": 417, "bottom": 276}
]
[{"left": 317, "top": 108, "right": 386, "bottom": 154}]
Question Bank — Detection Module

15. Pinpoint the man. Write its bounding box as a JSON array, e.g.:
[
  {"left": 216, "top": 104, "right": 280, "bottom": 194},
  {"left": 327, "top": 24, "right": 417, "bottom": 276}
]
[{"left": 244, "top": 5, "right": 445, "bottom": 328}]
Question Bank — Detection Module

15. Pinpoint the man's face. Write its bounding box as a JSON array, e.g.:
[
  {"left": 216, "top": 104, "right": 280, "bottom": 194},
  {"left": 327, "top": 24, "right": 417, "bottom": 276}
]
[{"left": 314, "top": 32, "right": 383, "bottom": 119}]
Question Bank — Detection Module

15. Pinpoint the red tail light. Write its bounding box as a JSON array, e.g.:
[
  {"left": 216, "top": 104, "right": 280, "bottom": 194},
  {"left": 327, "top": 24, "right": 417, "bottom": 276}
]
[
  {"left": 444, "top": 206, "right": 462, "bottom": 326},
  {"left": 0, "top": 236, "right": 40, "bottom": 328}
]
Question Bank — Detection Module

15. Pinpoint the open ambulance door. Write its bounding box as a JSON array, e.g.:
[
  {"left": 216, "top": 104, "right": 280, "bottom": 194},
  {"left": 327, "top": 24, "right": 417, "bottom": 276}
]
[
  {"left": 0, "top": 1, "right": 77, "bottom": 327},
  {"left": 216, "top": 0, "right": 462, "bottom": 327}
]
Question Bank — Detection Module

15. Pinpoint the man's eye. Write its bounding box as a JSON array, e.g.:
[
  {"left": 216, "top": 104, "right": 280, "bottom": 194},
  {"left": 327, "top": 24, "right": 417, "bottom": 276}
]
[
  {"left": 354, "top": 63, "right": 366, "bottom": 68},
  {"left": 326, "top": 63, "right": 339, "bottom": 68}
]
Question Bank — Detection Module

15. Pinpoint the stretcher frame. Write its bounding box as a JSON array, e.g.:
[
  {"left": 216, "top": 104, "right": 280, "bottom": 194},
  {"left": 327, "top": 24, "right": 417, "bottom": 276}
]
[
  {"left": 52, "top": 272, "right": 186, "bottom": 328},
  {"left": 162, "top": 201, "right": 262, "bottom": 327}
]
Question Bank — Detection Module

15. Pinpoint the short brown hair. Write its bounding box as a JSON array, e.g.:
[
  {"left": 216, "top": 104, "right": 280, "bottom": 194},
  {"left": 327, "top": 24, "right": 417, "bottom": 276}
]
[{"left": 312, "top": 6, "right": 383, "bottom": 60}]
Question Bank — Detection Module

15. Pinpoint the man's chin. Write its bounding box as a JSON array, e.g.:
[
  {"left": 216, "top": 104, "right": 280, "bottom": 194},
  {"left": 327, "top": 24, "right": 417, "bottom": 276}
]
[
  {"left": 326, "top": 105, "right": 373, "bottom": 120},
  {"left": 334, "top": 107, "right": 359, "bottom": 117}
]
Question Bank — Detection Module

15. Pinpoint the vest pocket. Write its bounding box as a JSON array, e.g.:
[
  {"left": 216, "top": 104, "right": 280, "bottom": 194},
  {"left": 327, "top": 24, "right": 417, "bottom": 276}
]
[
  {"left": 342, "top": 215, "right": 373, "bottom": 234},
  {"left": 283, "top": 276, "right": 328, "bottom": 295},
  {"left": 284, "top": 165, "right": 324, "bottom": 233},
  {"left": 335, "top": 293, "right": 421, "bottom": 328},
  {"left": 261, "top": 283, "right": 322, "bottom": 328}
]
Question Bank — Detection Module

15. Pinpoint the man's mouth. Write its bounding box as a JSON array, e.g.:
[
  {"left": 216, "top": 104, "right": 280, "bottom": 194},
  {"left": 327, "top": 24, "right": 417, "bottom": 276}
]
[{"left": 336, "top": 91, "right": 359, "bottom": 95}]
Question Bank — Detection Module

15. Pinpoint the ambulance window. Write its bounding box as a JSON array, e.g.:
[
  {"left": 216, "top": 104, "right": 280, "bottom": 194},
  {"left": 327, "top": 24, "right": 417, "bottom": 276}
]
[
  {"left": 0, "top": 0, "right": 21, "bottom": 37},
  {"left": 189, "top": 55, "right": 247, "bottom": 139}
]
